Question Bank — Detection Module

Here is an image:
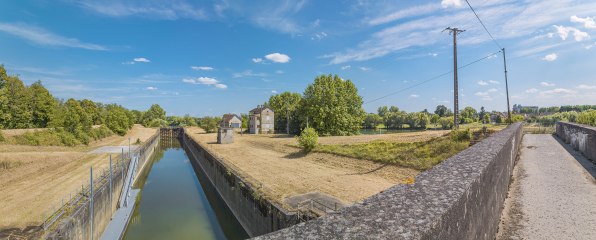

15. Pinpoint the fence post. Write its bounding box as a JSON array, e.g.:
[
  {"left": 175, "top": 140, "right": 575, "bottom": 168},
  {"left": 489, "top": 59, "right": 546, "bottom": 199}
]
[
  {"left": 110, "top": 155, "right": 112, "bottom": 216},
  {"left": 90, "top": 166, "right": 93, "bottom": 240}
]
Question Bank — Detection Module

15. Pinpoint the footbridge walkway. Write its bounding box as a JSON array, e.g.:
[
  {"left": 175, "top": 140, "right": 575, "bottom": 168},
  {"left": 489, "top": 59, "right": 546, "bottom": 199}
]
[{"left": 497, "top": 134, "right": 596, "bottom": 239}]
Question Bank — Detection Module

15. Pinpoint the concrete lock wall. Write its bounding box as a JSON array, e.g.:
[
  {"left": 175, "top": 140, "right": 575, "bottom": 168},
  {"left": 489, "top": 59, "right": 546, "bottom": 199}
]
[
  {"left": 557, "top": 121, "right": 596, "bottom": 161},
  {"left": 182, "top": 131, "right": 296, "bottom": 237},
  {"left": 43, "top": 133, "right": 160, "bottom": 240},
  {"left": 256, "top": 122, "right": 523, "bottom": 239}
]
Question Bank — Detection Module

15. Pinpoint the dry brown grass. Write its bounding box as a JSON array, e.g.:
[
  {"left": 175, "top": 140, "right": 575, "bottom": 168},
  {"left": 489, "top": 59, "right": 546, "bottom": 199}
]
[
  {"left": 184, "top": 127, "right": 447, "bottom": 207},
  {"left": 0, "top": 124, "right": 157, "bottom": 230}
]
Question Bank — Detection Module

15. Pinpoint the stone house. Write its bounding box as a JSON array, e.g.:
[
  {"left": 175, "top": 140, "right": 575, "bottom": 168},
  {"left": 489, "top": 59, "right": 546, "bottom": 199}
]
[
  {"left": 221, "top": 114, "right": 242, "bottom": 128},
  {"left": 249, "top": 105, "right": 274, "bottom": 134}
]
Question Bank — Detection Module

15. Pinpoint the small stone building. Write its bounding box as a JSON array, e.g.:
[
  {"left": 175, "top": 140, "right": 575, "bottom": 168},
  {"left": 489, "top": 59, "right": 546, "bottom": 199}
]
[
  {"left": 249, "top": 105, "right": 274, "bottom": 134},
  {"left": 221, "top": 114, "right": 242, "bottom": 128},
  {"left": 217, "top": 127, "right": 234, "bottom": 144}
]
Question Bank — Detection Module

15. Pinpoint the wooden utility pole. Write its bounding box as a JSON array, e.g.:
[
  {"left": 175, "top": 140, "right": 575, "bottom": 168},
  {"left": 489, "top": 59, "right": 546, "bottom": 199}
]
[
  {"left": 502, "top": 48, "right": 512, "bottom": 124},
  {"left": 286, "top": 102, "right": 290, "bottom": 136},
  {"left": 445, "top": 27, "right": 465, "bottom": 130}
]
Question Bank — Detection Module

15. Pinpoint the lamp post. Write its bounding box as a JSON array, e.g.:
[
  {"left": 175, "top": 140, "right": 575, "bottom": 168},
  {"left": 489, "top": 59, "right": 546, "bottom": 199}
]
[
  {"left": 128, "top": 137, "right": 131, "bottom": 158},
  {"left": 240, "top": 112, "right": 243, "bottom": 137}
]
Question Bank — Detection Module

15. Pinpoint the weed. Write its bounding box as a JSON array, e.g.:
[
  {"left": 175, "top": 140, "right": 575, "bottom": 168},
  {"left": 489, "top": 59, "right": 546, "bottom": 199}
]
[{"left": 0, "top": 159, "right": 23, "bottom": 170}]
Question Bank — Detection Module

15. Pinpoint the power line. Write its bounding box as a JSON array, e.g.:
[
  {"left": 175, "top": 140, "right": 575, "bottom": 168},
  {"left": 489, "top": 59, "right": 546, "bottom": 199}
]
[
  {"left": 363, "top": 50, "right": 501, "bottom": 105},
  {"left": 465, "top": 0, "right": 502, "bottom": 50},
  {"left": 348, "top": 0, "right": 517, "bottom": 82}
]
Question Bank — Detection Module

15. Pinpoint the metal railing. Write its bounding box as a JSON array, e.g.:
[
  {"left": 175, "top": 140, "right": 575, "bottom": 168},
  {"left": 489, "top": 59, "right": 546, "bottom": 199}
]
[
  {"left": 42, "top": 132, "right": 159, "bottom": 231},
  {"left": 523, "top": 119, "right": 559, "bottom": 134},
  {"left": 296, "top": 198, "right": 337, "bottom": 223}
]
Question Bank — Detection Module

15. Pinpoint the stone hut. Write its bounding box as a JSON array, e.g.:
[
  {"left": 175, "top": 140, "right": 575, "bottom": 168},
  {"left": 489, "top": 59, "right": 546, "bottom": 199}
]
[{"left": 249, "top": 105, "right": 274, "bottom": 134}]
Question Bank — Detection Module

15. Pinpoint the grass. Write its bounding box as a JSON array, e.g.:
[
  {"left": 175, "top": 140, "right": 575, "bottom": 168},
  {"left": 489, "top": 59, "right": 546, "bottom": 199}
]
[
  {"left": 1, "top": 125, "right": 114, "bottom": 147},
  {"left": 313, "top": 129, "right": 472, "bottom": 170},
  {"left": 0, "top": 158, "right": 23, "bottom": 170}
]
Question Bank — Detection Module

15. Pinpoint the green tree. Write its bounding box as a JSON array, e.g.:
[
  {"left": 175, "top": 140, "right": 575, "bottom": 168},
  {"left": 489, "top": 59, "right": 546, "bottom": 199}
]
[
  {"left": 496, "top": 115, "right": 503, "bottom": 123},
  {"left": 3, "top": 72, "right": 31, "bottom": 129},
  {"left": 439, "top": 116, "right": 454, "bottom": 129},
  {"left": 295, "top": 127, "right": 318, "bottom": 153},
  {"left": 28, "top": 81, "right": 55, "bottom": 128},
  {"left": 142, "top": 104, "right": 166, "bottom": 127},
  {"left": 406, "top": 112, "right": 429, "bottom": 128},
  {"left": 430, "top": 114, "right": 440, "bottom": 124},
  {"left": 0, "top": 66, "right": 9, "bottom": 129},
  {"left": 267, "top": 91, "right": 302, "bottom": 132},
  {"left": 435, "top": 105, "right": 448, "bottom": 117},
  {"left": 199, "top": 116, "right": 218, "bottom": 133},
  {"left": 479, "top": 107, "right": 486, "bottom": 120},
  {"left": 377, "top": 106, "right": 388, "bottom": 117},
  {"left": 80, "top": 99, "right": 101, "bottom": 125},
  {"left": 483, "top": 114, "right": 490, "bottom": 123},
  {"left": 105, "top": 107, "right": 130, "bottom": 136},
  {"left": 301, "top": 74, "right": 366, "bottom": 136},
  {"left": 389, "top": 106, "right": 399, "bottom": 113},
  {"left": 131, "top": 110, "right": 144, "bottom": 124},
  {"left": 384, "top": 111, "right": 407, "bottom": 128},
  {"left": 363, "top": 113, "right": 383, "bottom": 128}
]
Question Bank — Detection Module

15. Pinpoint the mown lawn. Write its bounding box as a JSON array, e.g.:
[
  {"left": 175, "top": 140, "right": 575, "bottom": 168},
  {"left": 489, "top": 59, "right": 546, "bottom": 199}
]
[{"left": 313, "top": 130, "right": 472, "bottom": 170}]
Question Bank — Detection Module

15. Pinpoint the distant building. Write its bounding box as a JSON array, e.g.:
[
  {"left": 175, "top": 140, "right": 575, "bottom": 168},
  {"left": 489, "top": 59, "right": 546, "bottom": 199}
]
[
  {"left": 249, "top": 105, "right": 274, "bottom": 134},
  {"left": 221, "top": 114, "right": 242, "bottom": 128},
  {"left": 513, "top": 104, "right": 539, "bottom": 112}
]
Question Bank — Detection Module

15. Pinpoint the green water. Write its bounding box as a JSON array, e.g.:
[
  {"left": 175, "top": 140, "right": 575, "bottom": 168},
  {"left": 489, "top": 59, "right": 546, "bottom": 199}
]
[
  {"left": 123, "top": 139, "right": 249, "bottom": 240},
  {"left": 359, "top": 128, "right": 425, "bottom": 135}
]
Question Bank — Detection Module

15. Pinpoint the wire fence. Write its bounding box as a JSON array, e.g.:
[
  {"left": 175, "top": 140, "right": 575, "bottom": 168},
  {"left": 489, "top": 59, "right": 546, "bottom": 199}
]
[
  {"left": 42, "top": 132, "right": 159, "bottom": 231},
  {"left": 522, "top": 119, "right": 559, "bottom": 134}
]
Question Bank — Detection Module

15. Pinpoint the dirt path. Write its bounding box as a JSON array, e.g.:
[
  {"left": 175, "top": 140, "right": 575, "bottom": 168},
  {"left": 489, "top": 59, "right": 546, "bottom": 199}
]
[
  {"left": 184, "top": 128, "right": 447, "bottom": 207},
  {"left": 0, "top": 124, "right": 157, "bottom": 234},
  {"left": 496, "top": 134, "right": 596, "bottom": 239}
]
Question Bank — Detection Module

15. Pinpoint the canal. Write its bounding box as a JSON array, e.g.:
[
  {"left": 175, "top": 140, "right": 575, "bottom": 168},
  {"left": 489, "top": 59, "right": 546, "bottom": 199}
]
[{"left": 123, "top": 139, "right": 249, "bottom": 240}]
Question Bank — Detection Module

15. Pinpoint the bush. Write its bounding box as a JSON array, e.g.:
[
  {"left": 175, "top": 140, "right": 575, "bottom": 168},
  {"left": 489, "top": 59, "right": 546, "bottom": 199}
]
[
  {"left": 295, "top": 127, "right": 318, "bottom": 153},
  {"left": 449, "top": 128, "right": 471, "bottom": 142},
  {"left": 439, "top": 116, "right": 454, "bottom": 129},
  {"left": 75, "top": 130, "right": 90, "bottom": 145},
  {"left": 0, "top": 131, "right": 4, "bottom": 142},
  {"left": 6, "top": 125, "right": 113, "bottom": 147},
  {"left": 577, "top": 109, "right": 596, "bottom": 127}
]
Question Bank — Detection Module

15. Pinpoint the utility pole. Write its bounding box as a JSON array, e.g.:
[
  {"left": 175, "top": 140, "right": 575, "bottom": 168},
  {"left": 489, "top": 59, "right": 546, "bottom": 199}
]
[
  {"left": 444, "top": 27, "right": 465, "bottom": 130},
  {"left": 502, "top": 48, "right": 512, "bottom": 124},
  {"left": 286, "top": 102, "right": 290, "bottom": 136}
]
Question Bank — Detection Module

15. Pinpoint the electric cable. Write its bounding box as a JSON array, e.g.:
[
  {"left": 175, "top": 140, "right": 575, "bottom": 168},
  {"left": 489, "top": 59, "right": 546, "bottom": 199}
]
[{"left": 465, "top": 0, "right": 502, "bottom": 50}]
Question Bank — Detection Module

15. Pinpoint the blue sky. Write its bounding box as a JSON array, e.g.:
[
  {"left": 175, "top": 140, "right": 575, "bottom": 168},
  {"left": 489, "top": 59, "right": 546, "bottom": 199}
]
[{"left": 1, "top": 0, "right": 595, "bottom": 117}]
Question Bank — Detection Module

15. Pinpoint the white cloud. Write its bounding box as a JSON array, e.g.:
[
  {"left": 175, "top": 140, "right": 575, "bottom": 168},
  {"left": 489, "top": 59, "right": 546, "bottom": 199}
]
[
  {"left": 541, "top": 53, "right": 558, "bottom": 61},
  {"left": 191, "top": 66, "right": 214, "bottom": 70},
  {"left": 342, "top": 65, "right": 351, "bottom": 70},
  {"left": 183, "top": 77, "right": 220, "bottom": 85},
  {"left": 321, "top": 32, "right": 327, "bottom": 36},
  {"left": 173, "top": 92, "right": 179, "bottom": 95},
  {"left": 272, "top": 90, "right": 277, "bottom": 93},
  {"left": 441, "top": 0, "right": 462, "bottom": 8},
  {"left": 144, "top": 87, "right": 157, "bottom": 90},
  {"left": 481, "top": 97, "right": 492, "bottom": 101},
  {"left": 122, "top": 61, "right": 134, "bottom": 65},
  {"left": 489, "top": 80, "right": 500, "bottom": 84},
  {"left": 233, "top": 70, "right": 267, "bottom": 78},
  {"left": 262, "top": 78, "right": 272, "bottom": 82},
  {"left": 265, "top": 53, "right": 290, "bottom": 63},
  {"left": 578, "top": 85, "right": 596, "bottom": 89},
  {"left": 409, "top": 94, "right": 419, "bottom": 97},
  {"left": 540, "top": 88, "right": 577, "bottom": 95},
  {"left": 134, "top": 58, "right": 150, "bottom": 62},
  {"left": 369, "top": 3, "right": 440, "bottom": 25},
  {"left": 252, "top": 58, "right": 263, "bottom": 63},
  {"left": 161, "top": 92, "right": 166, "bottom": 94},
  {"left": 478, "top": 81, "right": 488, "bottom": 85},
  {"left": 276, "top": 70, "right": 284, "bottom": 74},
  {"left": 442, "top": 100, "right": 449, "bottom": 103},
  {"left": 540, "top": 82, "right": 555, "bottom": 86},
  {"left": 475, "top": 92, "right": 488, "bottom": 96},
  {"left": 0, "top": 22, "right": 107, "bottom": 50},
  {"left": 429, "top": 53, "right": 437, "bottom": 57},
  {"left": 586, "top": 45, "right": 593, "bottom": 49},
  {"left": 488, "top": 88, "right": 497, "bottom": 92},
  {"left": 526, "top": 88, "right": 538, "bottom": 93},
  {"left": 215, "top": 84, "right": 227, "bottom": 89},
  {"left": 360, "top": 67, "right": 371, "bottom": 71},
  {"left": 74, "top": 0, "right": 208, "bottom": 20},
  {"left": 553, "top": 25, "right": 590, "bottom": 41},
  {"left": 511, "top": 95, "right": 523, "bottom": 99},
  {"left": 570, "top": 15, "right": 596, "bottom": 29},
  {"left": 461, "top": 94, "right": 465, "bottom": 96}
]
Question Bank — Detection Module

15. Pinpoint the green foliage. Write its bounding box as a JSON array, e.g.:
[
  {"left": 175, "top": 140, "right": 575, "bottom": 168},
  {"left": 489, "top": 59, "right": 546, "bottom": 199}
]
[
  {"left": 439, "top": 116, "right": 455, "bottom": 129},
  {"left": 483, "top": 114, "right": 490, "bottom": 123},
  {"left": 0, "top": 131, "right": 4, "bottom": 142},
  {"left": 460, "top": 107, "right": 477, "bottom": 120},
  {"left": 405, "top": 112, "right": 429, "bottom": 128},
  {"left": 377, "top": 106, "right": 388, "bottom": 117},
  {"left": 7, "top": 126, "right": 113, "bottom": 146},
  {"left": 182, "top": 114, "right": 198, "bottom": 127},
  {"left": 295, "top": 127, "right": 318, "bottom": 153},
  {"left": 512, "top": 115, "right": 524, "bottom": 122},
  {"left": 363, "top": 113, "right": 383, "bottom": 128},
  {"left": 430, "top": 114, "right": 440, "bottom": 124},
  {"left": 449, "top": 128, "right": 471, "bottom": 142},
  {"left": 434, "top": 105, "right": 448, "bottom": 117},
  {"left": 313, "top": 135, "right": 469, "bottom": 170},
  {"left": 496, "top": 115, "right": 503, "bottom": 123},
  {"left": 576, "top": 109, "right": 596, "bottom": 127},
  {"left": 105, "top": 107, "right": 130, "bottom": 136},
  {"left": 301, "top": 74, "right": 366, "bottom": 136},
  {"left": 267, "top": 91, "right": 302, "bottom": 132},
  {"left": 199, "top": 116, "right": 219, "bottom": 133},
  {"left": 142, "top": 104, "right": 166, "bottom": 127}
]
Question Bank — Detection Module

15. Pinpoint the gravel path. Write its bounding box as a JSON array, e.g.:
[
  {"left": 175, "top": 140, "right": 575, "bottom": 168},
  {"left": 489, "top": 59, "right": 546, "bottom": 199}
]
[{"left": 497, "top": 134, "right": 596, "bottom": 239}]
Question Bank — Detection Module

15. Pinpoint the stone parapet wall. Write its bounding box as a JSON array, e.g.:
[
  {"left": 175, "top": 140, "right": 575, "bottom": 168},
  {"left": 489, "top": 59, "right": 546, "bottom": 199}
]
[
  {"left": 557, "top": 121, "right": 596, "bottom": 161},
  {"left": 255, "top": 122, "right": 523, "bottom": 239}
]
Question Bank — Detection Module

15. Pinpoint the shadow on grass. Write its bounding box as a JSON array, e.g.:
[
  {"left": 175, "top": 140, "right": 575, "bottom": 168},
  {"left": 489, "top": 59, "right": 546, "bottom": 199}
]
[
  {"left": 283, "top": 151, "right": 307, "bottom": 159},
  {"left": 346, "top": 163, "right": 390, "bottom": 176}
]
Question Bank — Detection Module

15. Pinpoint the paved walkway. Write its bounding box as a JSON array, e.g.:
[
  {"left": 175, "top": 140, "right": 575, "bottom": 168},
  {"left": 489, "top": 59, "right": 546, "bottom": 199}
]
[{"left": 497, "top": 134, "right": 596, "bottom": 239}]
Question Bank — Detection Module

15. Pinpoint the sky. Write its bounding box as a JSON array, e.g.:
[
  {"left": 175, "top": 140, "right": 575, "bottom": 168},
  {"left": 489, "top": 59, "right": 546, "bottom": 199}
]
[{"left": 1, "top": 0, "right": 595, "bottom": 117}]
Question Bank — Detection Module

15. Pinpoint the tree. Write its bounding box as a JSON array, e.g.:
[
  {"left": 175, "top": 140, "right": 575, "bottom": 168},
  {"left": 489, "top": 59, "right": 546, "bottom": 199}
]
[
  {"left": 384, "top": 111, "right": 407, "bottom": 128},
  {"left": 29, "top": 81, "right": 55, "bottom": 128},
  {"left": 131, "top": 110, "right": 144, "bottom": 124},
  {"left": 479, "top": 106, "right": 486, "bottom": 120},
  {"left": 267, "top": 91, "right": 302, "bottom": 132},
  {"left": 389, "top": 106, "right": 400, "bottom": 113},
  {"left": 406, "top": 112, "right": 429, "bottom": 128},
  {"left": 80, "top": 99, "right": 101, "bottom": 125},
  {"left": 483, "top": 114, "right": 490, "bottom": 123},
  {"left": 0, "top": 66, "right": 10, "bottom": 129},
  {"left": 105, "top": 107, "right": 130, "bottom": 136},
  {"left": 363, "top": 113, "right": 383, "bottom": 128},
  {"left": 439, "top": 116, "right": 455, "bottom": 129},
  {"left": 496, "top": 115, "right": 503, "bottom": 123},
  {"left": 142, "top": 104, "right": 166, "bottom": 127},
  {"left": 430, "top": 114, "right": 440, "bottom": 124},
  {"left": 461, "top": 107, "right": 477, "bottom": 120},
  {"left": 445, "top": 108, "right": 454, "bottom": 117},
  {"left": 435, "top": 105, "right": 448, "bottom": 117},
  {"left": 512, "top": 115, "right": 524, "bottom": 122},
  {"left": 199, "top": 116, "right": 218, "bottom": 133},
  {"left": 377, "top": 106, "right": 388, "bottom": 117},
  {"left": 3, "top": 71, "right": 31, "bottom": 129},
  {"left": 301, "top": 74, "right": 366, "bottom": 136},
  {"left": 64, "top": 98, "right": 90, "bottom": 132},
  {"left": 295, "top": 127, "right": 318, "bottom": 153},
  {"left": 240, "top": 113, "right": 249, "bottom": 128}
]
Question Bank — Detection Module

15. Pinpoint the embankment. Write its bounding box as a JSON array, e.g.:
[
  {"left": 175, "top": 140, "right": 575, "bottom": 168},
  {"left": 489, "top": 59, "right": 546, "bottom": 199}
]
[
  {"left": 257, "top": 122, "right": 523, "bottom": 239},
  {"left": 43, "top": 132, "right": 159, "bottom": 240},
  {"left": 181, "top": 130, "right": 296, "bottom": 237}
]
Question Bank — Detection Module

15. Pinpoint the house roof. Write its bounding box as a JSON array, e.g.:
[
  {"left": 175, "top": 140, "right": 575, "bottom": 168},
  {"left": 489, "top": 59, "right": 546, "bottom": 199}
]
[
  {"left": 249, "top": 106, "right": 274, "bottom": 113},
  {"left": 221, "top": 114, "right": 240, "bottom": 122}
]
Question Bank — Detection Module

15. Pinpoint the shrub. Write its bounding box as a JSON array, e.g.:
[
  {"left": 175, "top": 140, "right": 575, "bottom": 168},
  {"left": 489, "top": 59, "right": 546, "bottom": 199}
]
[
  {"left": 439, "top": 116, "right": 454, "bottom": 129},
  {"left": 75, "top": 130, "right": 90, "bottom": 145},
  {"left": 577, "top": 109, "right": 596, "bottom": 127},
  {"left": 295, "top": 127, "right": 318, "bottom": 153},
  {"left": 449, "top": 128, "right": 471, "bottom": 142},
  {"left": 0, "top": 131, "right": 4, "bottom": 142},
  {"left": 135, "top": 138, "right": 142, "bottom": 144}
]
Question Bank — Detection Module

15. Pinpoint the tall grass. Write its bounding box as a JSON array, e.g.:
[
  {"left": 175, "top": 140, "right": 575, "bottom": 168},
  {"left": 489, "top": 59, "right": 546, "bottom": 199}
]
[
  {"left": 0, "top": 159, "right": 23, "bottom": 170},
  {"left": 314, "top": 129, "right": 472, "bottom": 170}
]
